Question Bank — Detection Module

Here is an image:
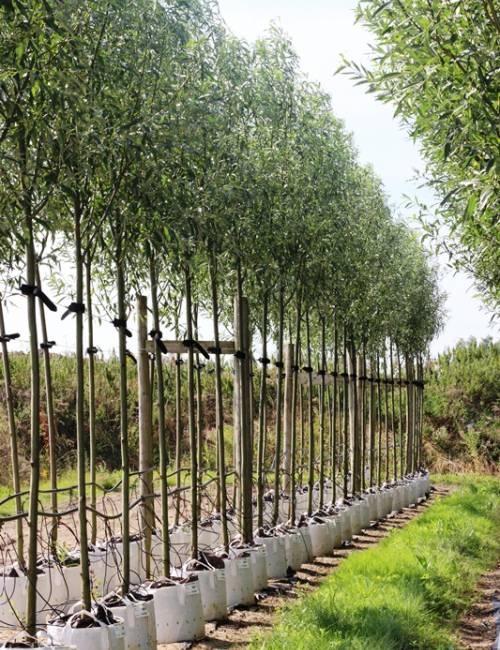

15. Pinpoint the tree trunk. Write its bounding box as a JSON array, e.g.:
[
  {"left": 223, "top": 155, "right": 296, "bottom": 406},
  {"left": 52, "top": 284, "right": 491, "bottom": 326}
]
[
  {"left": 209, "top": 255, "right": 229, "bottom": 551},
  {"left": 0, "top": 298, "right": 24, "bottom": 566},
  {"left": 36, "top": 268, "right": 58, "bottom": 553}
]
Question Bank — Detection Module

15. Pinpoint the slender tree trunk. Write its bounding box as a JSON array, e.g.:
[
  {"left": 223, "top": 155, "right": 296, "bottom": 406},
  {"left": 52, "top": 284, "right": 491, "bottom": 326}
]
[
  {"left": 383, "top": 345, "right": 390, "bottom": 483},
  {"left": 149, "top": 255, "right": 170, "bottom": 571},
  {"left": 396, "top": 348, "right": 404, "bottom": 478},
  {"left": 369, "top": 357, "right": 376, "bottom": 488},
  {"left": 342, "top": 328, "right": 349, "bottom": 498},
  {"left": 116, "top": 245, "right": 130, "bottom": 594},
  {"left": 361, "top": 345, "right": 367, "bottom": 491},
  {"left": 390, "top": 340, "right": 398, "bottom": 480},
  {"left": 331, "top": 323, "right": 338, "bottom": 502},
  {"left": 306, "top": 310, "right": 315, "bottom": 515},
  {"left": 289, "top": 297, "right": 301, "bottom": 523},
  {"left": 75, "top": 209, "right": 91, "bottom": 611},
  {"left": 36, "top": 268, "right": 58, "bottom": 553},
  {"left": 184, "top": 264, "right": 198, "bottom": 559},
  {"left": 209, "top": 255, "right": 229, "bottom": 551},
  {"left": 318, "top": 317, "right": 326, "bottom": 508},
  {"left": 256, "top": 294, "right": 268, "bottom": 530},
  {"left": 405, "top": 355, "right": 415, "bottom": 474},
  {"left": 272, "top": 287, "right": 284, "bottom": 525},
  {"left": 376, "top": 354, "right": 382, "bottom": 487},
  {"left": 137, "top": 295, "right": 153, "bottom": 579},
  {"left": 86, "top": 259, "right": 98, "bottom": 546},
  {"left": 194, "top": 304, "right": 204, "bottom": 501},
  {"left": 174, "top": 310, "right": 182, "bottom": 527},
  {"left": 0, "top": 299, "right": 24, "bottom": 566}
]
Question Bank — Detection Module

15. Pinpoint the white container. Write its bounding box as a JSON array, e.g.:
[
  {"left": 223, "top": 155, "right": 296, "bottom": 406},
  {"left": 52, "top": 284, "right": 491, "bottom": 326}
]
[
  {"left": 284, "top": 531, "right": 304, "bottom": 572},
  {"left": 339, "top": 509, "right": 352, "bottom": 542},
  {"left": 168, "top": 526, "right": 192, "bottom": 568},
  {"left": 126, "top": 591, "right": 157, "bottom": 650},
  {"left": 223, "top": 556, "right": 254, "bottom": 608},
  {"left": 47, "top": 610, "right": 125, "bottom": 650},
  {"left": 359, "top": 500, "right": 371, "bottom": 529},
  {"left": 148, "top": 578, "right": 204, "bottom": 644},
  {"left": 254, "top": 536, "right": 287, "bottom": 579},
  {"left": 247, "top": 545, "right": 268, "bottom": 592},
  {"left": 308, "top": 521, "right": 331, "bottom": 557},
  {"left": 188, "top": 568, "right": 227, "bottom": 621},
  {"left": 349, "top": 504, "right": 362, "bottom": 535},
  {"left": 367, "top": 493, "right": 378, "bottom": 522},
  {"left": 297, "top": 526, "right": 314, "bottom": 561},
  {"left": 0, "top": 566, "right": 67, "bottom": 626},
  {"left": 328, "top": 518, "right": 342, "bottom": 548},
  {"left": 198, "top": 521, "right": 222, "bottom": 551},
  {"left": 383, "top": 490, "right": 393, "bottom": 515}
]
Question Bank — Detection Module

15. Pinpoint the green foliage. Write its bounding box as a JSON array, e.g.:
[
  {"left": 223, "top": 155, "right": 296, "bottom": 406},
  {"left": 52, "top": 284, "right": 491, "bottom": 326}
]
[
  {"left": 424, "top": 337, "right": 500, "bottom": 471},
  {"left": 342, "top": 0, "right": 500, "bottom": 311},
  {"left": 252, "top": 476, "right": 500, "bottom": 649}
]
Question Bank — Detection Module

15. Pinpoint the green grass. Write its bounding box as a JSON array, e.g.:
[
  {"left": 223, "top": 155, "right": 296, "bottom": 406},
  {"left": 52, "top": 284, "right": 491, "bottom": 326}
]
[{"left": 252, "top": 475, "right": 500, "bottom": 649}]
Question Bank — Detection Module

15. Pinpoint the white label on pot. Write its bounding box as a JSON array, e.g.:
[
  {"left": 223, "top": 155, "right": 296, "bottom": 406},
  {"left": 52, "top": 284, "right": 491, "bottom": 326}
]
[
  {"left": 217, "top": 570, "right": 226, "bottom": 581},
  {"left": 185, "top": 583, "right": 200, "bottom": 595},
  {"left": 238, "top": 559, "right": 249, "bottom": 569}
]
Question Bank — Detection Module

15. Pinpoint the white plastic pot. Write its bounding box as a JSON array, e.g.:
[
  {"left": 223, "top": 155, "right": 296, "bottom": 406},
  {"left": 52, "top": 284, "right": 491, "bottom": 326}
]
[
  {"left": 198, "top": 521, "right": 222, "bottom": 551},
  {"left": 339, "top": 509, "right": 352, "bottom": 542},
  {"left": 0, "top": 566, "right": 66, "bottom": 626},
  {"left": 367, "top": 493, "right": 378, "bottom": 522},
  {"left": 349, "top": 503, "right": 362, "bottom": 535},
  {"left": 125, "top": 591, "right": 157, "bottom": 650},
  {"left": 47, "top": 610, "right": 125, "bottom": 650},
  {"left": 223, "top": 556, "right": 254, "bottom": 608},
  {"left": 187, "top": 567, "right": 227, "bottom": 621},
  {"left": 148, "top": 578, "right": 204, "bottom": 644},
  {"left": 297, "top": 525, "right": 314, "bottom": 561},
  {"left": 284, "top": 531, "right": 304, "bottom": 572},
  {"left": 308, "top": 521, "right": 331, "bottom": 557},
  {"left": 246, "top": 545, "right": 268, "bottom": 592},
  {"left": 168, "top": 526, "right": 192, "bottom": 569},
  {"left": 254, "top": 535, "right": 287, "bottom": 579}
]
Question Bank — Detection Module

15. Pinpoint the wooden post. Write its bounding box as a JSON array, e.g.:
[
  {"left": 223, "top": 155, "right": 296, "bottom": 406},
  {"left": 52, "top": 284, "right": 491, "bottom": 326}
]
[
  {"left": 137, "top": 295, "right": 153, "bottom": 578},
  {"left": 283, "top": 343, "right": 294, "bottom": 496}
]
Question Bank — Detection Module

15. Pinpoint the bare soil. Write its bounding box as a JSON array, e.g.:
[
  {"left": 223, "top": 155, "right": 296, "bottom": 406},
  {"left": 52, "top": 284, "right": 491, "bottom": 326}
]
[{"left": 458, "top": 562, "right": 500, "bottom": 649}]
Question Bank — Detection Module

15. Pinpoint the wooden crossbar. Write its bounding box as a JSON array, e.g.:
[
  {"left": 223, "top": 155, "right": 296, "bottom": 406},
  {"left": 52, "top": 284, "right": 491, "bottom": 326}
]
[{"left": 145, "top": 339, "right": 235, "bottom": 355}]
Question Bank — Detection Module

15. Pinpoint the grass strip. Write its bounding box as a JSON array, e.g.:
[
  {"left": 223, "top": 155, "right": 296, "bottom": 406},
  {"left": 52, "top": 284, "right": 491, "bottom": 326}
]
[{"left": 252, "top": 476, "right": 500, "bottom": 649}]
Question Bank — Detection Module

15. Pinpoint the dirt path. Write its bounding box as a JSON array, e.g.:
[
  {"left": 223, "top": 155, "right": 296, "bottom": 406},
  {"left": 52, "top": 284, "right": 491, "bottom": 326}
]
[
  {"left": 160, "top": 487, "right": 450, "bottom": 650},
  {"left": 458, "top": 562, "right": 500, "bottom": 649}
]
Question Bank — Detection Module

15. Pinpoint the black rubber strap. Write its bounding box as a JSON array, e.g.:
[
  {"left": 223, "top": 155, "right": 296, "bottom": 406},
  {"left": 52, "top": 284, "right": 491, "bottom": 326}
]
[
  {"left": 20, "top": 284, "right": 57, "bottom": 312},
  {"left": 126, "top": 349, "right": 137, "bottom": 364},
  {"left": 274, "top": 361, "right": 284, "bottom": 369},
  {"left": 175, "top": 358, "right": 184, "bottom": 366},
  {"left": 234, "top": 350, "right": 246, "bottom": 360},
  {"left": 208, "top": 346, "right": 222, "bottom": 355},
  {"left": 317, "top": 369, "right": 326, "bottom": 376},
  {"left": 87, "top": 346, "right": 98, "bottom": 355},
  {"left": 0, "top": 333, "right": 20, "bottom": 343},
  {"left": 258, "top": 357, "right": 271, "bottom": 365},
  {"left": 149, "top": 329, "right": 167, "bottom": 354},
  {"left": 183, "top": 339, "right": 210, "bottom": 360},
  {"left": 112, "top": 318, "right": 132, "bottom": 337},
  {"left": 302, "top": 365, "right": 313, "bottom": 373},
  {"left": 40, "top": 341, "right": 56, "bottom": 350},
  {"left": 61, "top": 302, "right": 85, "bottom": 320},
  {"left": 292, "top": 364, "right": 300, "bottom": 372}
]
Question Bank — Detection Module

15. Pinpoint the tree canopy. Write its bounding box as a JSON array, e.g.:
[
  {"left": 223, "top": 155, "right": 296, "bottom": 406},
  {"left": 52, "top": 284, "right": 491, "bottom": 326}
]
[{"left": 341, "top": 0, "right": 499, "bottom": 313}]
